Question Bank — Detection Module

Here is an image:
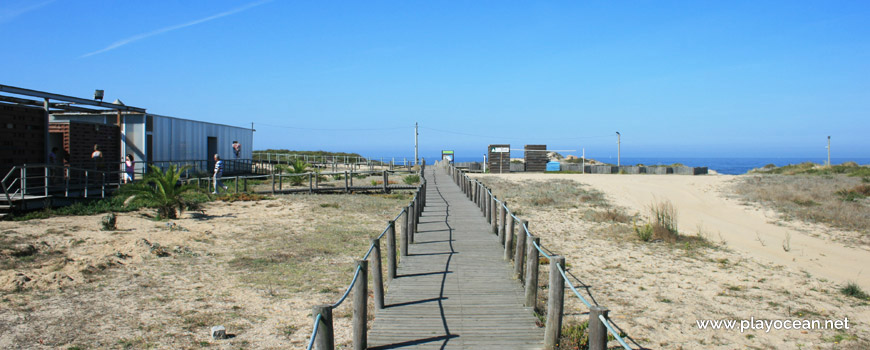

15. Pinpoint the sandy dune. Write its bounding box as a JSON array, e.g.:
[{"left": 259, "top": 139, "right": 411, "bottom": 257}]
[{"left": 491, "top": 173, "right": 870, "bottom": 292}]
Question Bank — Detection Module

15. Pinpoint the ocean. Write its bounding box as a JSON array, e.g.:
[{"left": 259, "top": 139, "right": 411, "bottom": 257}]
[{"left": 444, "top": 157, "right": 870, "bottom": 175}]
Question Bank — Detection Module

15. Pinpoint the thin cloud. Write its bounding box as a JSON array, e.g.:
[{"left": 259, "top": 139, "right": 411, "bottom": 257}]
[
  {"left": 0, "top": 0, "right": 56, "bottom": 24},
  {"left": 81, "top": 0, "right": 272, "bottom": 58}
]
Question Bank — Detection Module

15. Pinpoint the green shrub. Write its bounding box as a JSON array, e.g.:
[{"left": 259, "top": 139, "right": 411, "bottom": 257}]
[
  {"left": 117, "top": 164, "right": 203, "bottom": 219},
  {"left": 403, "top": 175, "right": 420, "bottom": 185},
  {"left": 276, "top": 159, "right": 311, "bottom": 186},
  {"left": 101, "top": 213, "right": 116, "bottom": 231},
  {"left": 841, "top": 282, "right": 870, "bottom": 300},
  {"left": 634, "top": 220, "right": 653, "bottom": 242}
]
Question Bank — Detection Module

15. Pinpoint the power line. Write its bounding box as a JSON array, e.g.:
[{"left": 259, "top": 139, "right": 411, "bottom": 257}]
[
  {"left": 255, "top": 122, "right": 412, "bottom": 132},
  {"left": 419, "top": 126, "right": 612, "bottom": 141}
]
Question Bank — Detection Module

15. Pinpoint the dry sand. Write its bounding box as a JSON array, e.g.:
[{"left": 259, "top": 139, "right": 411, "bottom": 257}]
[
  {"left": 0, "top": 193, "right": 407, "bottom": 349},
  {"left": 474, "top": 173, "right": 870, "bottom": 349}
]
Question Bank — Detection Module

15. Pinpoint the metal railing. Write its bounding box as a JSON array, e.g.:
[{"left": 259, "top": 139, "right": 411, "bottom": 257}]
[
  {"left": 252, "top": 152, "right": 419, "bottom": 169},
  {"left": 444, "top": 162, "right": 638, "bottom": 350},
  {"left": 307, "top": 164, "right": 427, "bottom": 350}
]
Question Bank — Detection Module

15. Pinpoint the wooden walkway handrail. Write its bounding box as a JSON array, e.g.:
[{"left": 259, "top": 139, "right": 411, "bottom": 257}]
[
  {"left": 307, "top": 167, "right": 427, "bottom": 350},
  {"left": 445, "top": 163, "right": 636, "bottom": 350}
]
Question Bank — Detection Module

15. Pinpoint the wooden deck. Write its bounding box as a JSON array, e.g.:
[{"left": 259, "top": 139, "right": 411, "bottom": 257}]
[{"left": 367, "top": 168, "right": 544, "bottom": 349}]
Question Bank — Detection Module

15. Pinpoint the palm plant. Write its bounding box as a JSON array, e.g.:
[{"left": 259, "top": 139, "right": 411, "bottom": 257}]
[
  {"left": 118, "top": 164, "right": 202, "bottom": 219},
  {"left": 277, "top": 159, "right": 310, "bottom": 186}
]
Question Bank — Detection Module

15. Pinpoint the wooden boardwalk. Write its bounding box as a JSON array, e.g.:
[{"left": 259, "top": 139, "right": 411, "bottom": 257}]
[{"left": 367, "top": 168, "right": 544, "bottom": 349}]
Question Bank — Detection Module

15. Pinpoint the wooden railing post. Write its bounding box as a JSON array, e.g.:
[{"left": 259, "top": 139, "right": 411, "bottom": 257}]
[
  {"left": 498, "top": 200, "right": 507, "bottom": 242},
  {"left": 383, "top": 171, "right": 389, "bottom": 193},
  {"left": 387, "top": 220, "right": 397, "bottom": 279},
  {"left": 312, "top": 305, "right": 334, "bottom": 350},
  {"left": 483, "top": 187, "right": 492, "bottom": 220},
  {"left": 353, "top": 260, "right": 368, "bottom": 350},
  {"left": 491, "top": 196, "right": 498, "bottom": 234},
  {"left": 514, "top": 219, "right": 528, "bottom": 279},
  {"left": 524, "top": 236, "right": 540, "bottom": 308},
  {"left": 309, "top": 173, "right": 313, "bottom": 194},
  {"left": 408, "top": 201, "right": 416, "bottom": 244},
  {"left": 271, "top": 173, "right": 276, "bottom": 194},
  {"left": 589, "top": 306, "right": 610, "bottom": 350},
  {"left": 244, "top": 177, "right": 248, "bottom": 192},
  {"left": 278, "top": 173, "right": 283, "bottom": 191},
  {"left": 401, "top": 209, "right": 409, "bottom": 256},
  {"left": 345, "top": 171, "right": 349, "bottom": 193},
  {"left": 370, "top": 239, "right": 385, "bottom": 310},
  {"left": 235, "top": 175, "right": 239, "bottom": 193},
  {"left": 504, "top": 211, "right": 514, "bottom": 261},
  {"left": 545, "top": 256, "right": 566, "bottom": 349}
]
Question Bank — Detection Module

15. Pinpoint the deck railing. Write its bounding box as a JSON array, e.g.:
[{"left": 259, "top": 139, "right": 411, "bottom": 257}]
[
  {"left": 307, "top": 163, "right": 427, "bottom": 350},
  {"left": 445, "top": 162, "right": 638, "bottom": 350}
]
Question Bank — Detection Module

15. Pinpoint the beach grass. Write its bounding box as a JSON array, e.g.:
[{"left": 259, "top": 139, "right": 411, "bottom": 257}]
[{"left": 733, "top": 175, "right": 869, "bottom": 234}]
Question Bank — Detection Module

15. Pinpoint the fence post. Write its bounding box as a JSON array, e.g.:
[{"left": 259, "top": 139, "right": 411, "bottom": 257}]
[
  {"left": 514, "top": 219, "right": 528, "bottom": 279},
  {"left": 485, "top": 190, "right": 491, "bottom": 220},
  {"left": 345, "top": 171, "right": 349, "bottom": 193},
  {"left": 383, "top": 171, "right": 389, "bottom": 193},
  {"left": 401, "top": 209, "right": 409, "bottom": 257},
  {"left": 491, "top": 196, "right": 498, "bottom": 234},
  {"left": 353, "top": 260, "right": 368, "bottom": 350},
  {"left": 235, "top": 176, "right": 239, "bottom": 193},
  {"left": 312, "top": 305, "right": 334, "bottom": 350},
  {"left": 498, "top": 200, "right": 507, "bottom": 241},
  {"left": 504, "top": 211, "right": 514, "bottom": 261},
  {"left": 271, "top": 173, "right": 275, "bottom": 195},
  {"left": 309, "top": 173, "right": 313, "bottom": 194},
  {"left": 279, "top": 173, "right": 283, "bottom": 191},
  {"left": 370, "top": 239, "right": 385, "bottom": 310},
  {"left": 244, "top": 177, "right": 248, "bottom": 192},
  {"left": 545, "top": 256, "right": 566, "bottom": 349},
  {"left": 44, "top": 166, "right": 49, "bottom": 196},
  {"left": 524, "top": 236, "right": 540, "bottom": 308},
  {"left": 589, "top": 306, "right": 610, "bottom": 350},
  {"left": 408, "top": 201, "right": 416, "bottom": 244},
  {"left": 387, "top": 220, "right": 397, "bottom": 280}
]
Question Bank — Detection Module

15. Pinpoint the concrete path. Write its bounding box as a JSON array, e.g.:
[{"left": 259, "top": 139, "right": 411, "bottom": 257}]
[{"left": 367, "top": 168, "right": 543, "bottom": 349}]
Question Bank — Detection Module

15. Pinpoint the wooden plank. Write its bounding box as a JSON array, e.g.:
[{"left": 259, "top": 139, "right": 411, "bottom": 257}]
[{"left": 367, "top": 167, "right": 544, "bottom": 349}]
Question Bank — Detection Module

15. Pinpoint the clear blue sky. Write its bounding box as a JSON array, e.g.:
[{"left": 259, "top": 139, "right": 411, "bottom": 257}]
[{"left": 2, "top": 0, "right": 868, "bottom": 160}]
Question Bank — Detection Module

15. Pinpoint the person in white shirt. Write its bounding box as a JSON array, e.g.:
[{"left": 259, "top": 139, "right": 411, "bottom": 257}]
[{"left": 213, "top": 154, "right": 228, "bottom": 194}]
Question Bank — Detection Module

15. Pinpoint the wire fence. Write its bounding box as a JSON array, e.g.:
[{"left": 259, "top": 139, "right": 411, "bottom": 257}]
[{"left": 445, "top": 162, "right": 637, "bottom": 350}]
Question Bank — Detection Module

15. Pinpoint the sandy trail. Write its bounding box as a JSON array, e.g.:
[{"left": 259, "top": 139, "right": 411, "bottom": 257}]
[{"left": 487, "top": 173, "right": 870, "bottom": 291}]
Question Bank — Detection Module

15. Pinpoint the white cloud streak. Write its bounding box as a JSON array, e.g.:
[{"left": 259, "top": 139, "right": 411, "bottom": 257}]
[
  {"left": 81, "top": 0, "right": 272, "bottom": 58},
  {"left": 0, "top": 0, "right": 56, "bottom": 24}
]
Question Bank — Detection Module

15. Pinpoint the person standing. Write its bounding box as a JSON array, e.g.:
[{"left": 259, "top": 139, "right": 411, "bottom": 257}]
[
  {"left": 91, "top": 144, "right": 103, "bottom": 170},
  {"left": 232, "top": 141, "right": 241, "bottom": 159},
  {"left": 213, "top": 154, "right": 228, "bottom": 194},
  {"left": 123, "top": 154, "right": 135, "bottom": 184}
]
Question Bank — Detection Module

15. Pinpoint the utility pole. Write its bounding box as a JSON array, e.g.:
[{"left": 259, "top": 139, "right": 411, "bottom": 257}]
[
  {"left": 827, "top": 136, "right": 831, "bottom": 167},
  {"left": 616, "top": 131, "right": 621, "bottom": 167},
  {"left": 414, "top": 122, "right": 419, "bottom": 166}
]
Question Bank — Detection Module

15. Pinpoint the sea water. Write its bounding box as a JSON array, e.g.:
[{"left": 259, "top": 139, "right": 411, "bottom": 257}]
[{"left": 445, "top": 157, "right": 870, "bottom": 175}]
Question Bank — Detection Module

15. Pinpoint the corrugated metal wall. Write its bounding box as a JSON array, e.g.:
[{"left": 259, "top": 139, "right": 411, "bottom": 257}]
[{"left": 150, "top": 115, "right": 253, "bottom": 172}]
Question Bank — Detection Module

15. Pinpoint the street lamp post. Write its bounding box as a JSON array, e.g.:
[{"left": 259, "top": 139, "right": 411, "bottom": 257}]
[
  {"left": 616, "top": 131, "right": 621, "bottom": 167},
  {"left": 827, "top": 136, "right": 831, "bottom": 167}
]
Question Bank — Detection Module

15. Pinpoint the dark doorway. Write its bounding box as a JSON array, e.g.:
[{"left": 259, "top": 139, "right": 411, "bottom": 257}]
[{"left": 207, "top": 136, "right": 217, "bottom": 174}]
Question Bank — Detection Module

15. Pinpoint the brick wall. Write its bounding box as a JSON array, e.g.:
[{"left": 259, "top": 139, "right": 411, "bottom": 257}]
[
  {"left": 0, "top": 103, "right": 45, "bottom": 177},
  {"left": 487, "top": 144, "right": 510, "bottom": 173},
  {"left": 523, "top": 145, "right": 548, "bottom": 172},
  {"left": 49, "top": 122, "right": 120, "bottom": 169}
]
